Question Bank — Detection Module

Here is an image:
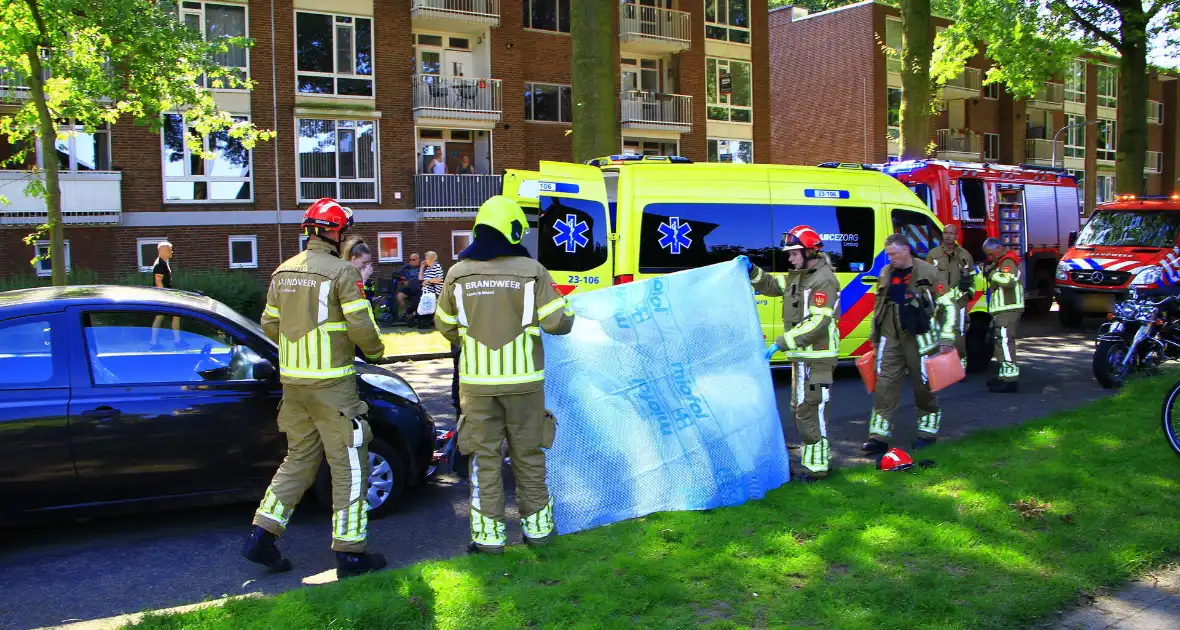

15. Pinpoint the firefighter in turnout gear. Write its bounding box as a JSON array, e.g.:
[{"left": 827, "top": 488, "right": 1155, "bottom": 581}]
[
  {"left": 738, "top": 225, "right": 840, "bottom": 482},
  {"left": 983, "top": 238, "right": 1023, "bottom": 393},
  {"left": 863, "top": 233, "right": 959, "bottom": 454},
  {"left": 926, "top": 224, "right": 975, "bottom": 371},
  {"left": 434, "top": 196, "right": 575, "bottom": 554},
  {"left": 242, "top": 198, "right": 389, "bottom": 579}
]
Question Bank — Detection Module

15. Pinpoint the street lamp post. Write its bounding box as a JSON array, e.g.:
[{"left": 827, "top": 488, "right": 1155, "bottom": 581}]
[{"left": 1052, "top": 119, "right": 1100, "bottom": 169}]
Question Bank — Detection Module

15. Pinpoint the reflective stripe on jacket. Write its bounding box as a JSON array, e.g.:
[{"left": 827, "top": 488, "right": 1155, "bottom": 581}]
[
  {"left": 434, "top": 256, "right": 575, "bottom": 395},
  {"left": 260, "top": 239, "right": 385, "bottom": 386},
  {"left": 872, "top": 258, "right": 958, "bottom": 353},
  {"left": 987, "top": 250, "right": 1024, "bottom": 313},
  {"left": 750, "top": 253, "right": 841, "bottom": 366}
]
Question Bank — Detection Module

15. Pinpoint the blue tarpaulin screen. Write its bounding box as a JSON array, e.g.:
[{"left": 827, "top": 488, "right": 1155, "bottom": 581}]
[{"left": 541, "top": 260, "right": 790, "bottom": 535}]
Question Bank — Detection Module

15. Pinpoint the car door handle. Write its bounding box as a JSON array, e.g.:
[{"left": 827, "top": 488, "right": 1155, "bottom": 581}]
[
  {"left": 862, "top": 276, "right": 879, "bottom": 286},
  {"left": 82, "top": 407, "right": 120, "bottom": 420}
]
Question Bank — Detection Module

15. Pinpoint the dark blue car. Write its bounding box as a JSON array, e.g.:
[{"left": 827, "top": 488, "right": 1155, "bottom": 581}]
[{"left": 0, "top": 286, "right": 435, "bottom": 524}]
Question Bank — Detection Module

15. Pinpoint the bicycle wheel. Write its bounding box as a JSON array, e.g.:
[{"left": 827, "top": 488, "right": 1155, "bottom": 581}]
[{"left": 1160, "top": 379, "right": 1180, "bottom": 458}]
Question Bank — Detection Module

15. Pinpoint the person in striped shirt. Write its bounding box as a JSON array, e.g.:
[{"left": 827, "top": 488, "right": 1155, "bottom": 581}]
[{"left": 420, "top": 251, "right": 445, "bottom": 298}]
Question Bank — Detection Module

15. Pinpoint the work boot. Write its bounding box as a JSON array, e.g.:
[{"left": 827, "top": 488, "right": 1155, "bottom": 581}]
[
  {"left": 861, "top": 438, "right": 889, "bottom": 454},
  {"left": 989, "top": 381, "right": 1018, "bottom": 394},
  {"left": 523, "top": 533, "right": 555, "bottom": 548},
  {"left": 466, "top": 541, "right": 505, "bottom": 555},
  {"left": 241, "top": 525, "right": 292, "bottom": 573},
  {"left": 336, "top": 551, "right": 387, "bottom": 579},
  {"left": 912, "top": 436, "right": 937, "bottom": 450}
]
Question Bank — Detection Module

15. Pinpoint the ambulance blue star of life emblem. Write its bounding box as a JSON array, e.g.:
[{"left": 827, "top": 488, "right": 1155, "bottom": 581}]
[
  {"left": 658, "top": 217, "right": 692, "bottom": 254},
  {"left": 552, "top": 214, "right": 589, "bottom": 253}
]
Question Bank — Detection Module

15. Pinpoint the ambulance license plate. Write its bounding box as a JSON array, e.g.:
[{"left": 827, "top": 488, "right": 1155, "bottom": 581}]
[{"left": 1082, "top": 294, "right": 1114, "bottom": 313}]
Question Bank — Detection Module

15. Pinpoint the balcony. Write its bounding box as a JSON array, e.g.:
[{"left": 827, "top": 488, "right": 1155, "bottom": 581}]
[
  {"left": 0, "top": 171, "right": 122, "bottom": 226},
  {"left": 413, "top": 75, "right": 503, "bottom": 123},
  {"left": 1148, "top": 100, "right": 1164, "bottom": 125},
  {"left": 941, "top": 67, "right": 982, "bottom": 101},
  {"left": 620, "top": 4, "right": 691, "bottom": 54},
  {"left": 1028, "top": 83, "right": 1065, "bottom": 109},
  {"left": 415, "top": 174, "right": 502, "bottom": 219},
  {"left": 1024, "top": 138, "right": 1063, "bottom": 166},
  {"left": 1145, "top": 151, "right": 1163, "bottom": 174},
  {"left": 935, "top": 129, "right": 981, "bottom": 161},
  {"left": 620, "top": 91, "right": 693, "bottom": 133},
  {"left": 0, "top": 64, "right": 38, "bottom": 101},
  {"left": 410, "top": 0, "right": 499, "bottom": 34}
]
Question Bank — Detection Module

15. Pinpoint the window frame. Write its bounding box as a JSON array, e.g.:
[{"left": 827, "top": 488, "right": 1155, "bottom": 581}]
[
  {"left": 228, "top": 235, "right": 258, "bottom": 269},
  {"left": 1096, "top": 64, "right": 1118, "bottom": 109},
  {"left": 1095, "top": 174, "right": 1115, "bottom": 204},
  {"left": 1096, "top": 118, "right": 1117, "bottom": 162},
  {"left": 295, "top": 117, "right": 380, "bottom": 203},
  {"left": 522, "top": 0, "right": 571, "bottom": 34},
  {"left": 706, "top": 57, "right": 753, "bottom": 124},
  {"left": 524, "top": 82, "right": 573, "bottom": 123},
  {"left": 452, "top": 230, "right": 473, "bottom": 260},
  {"left": 984, "top": 133, "right": 1000, "bottom": 161},
  {"left": 887, "top": 87, "right": 902, "bottom": 140},
  {"left": 707, "top": 138, "right": 754, "bottom": 164},
  {"left": 137, "top": 238, "right": 169, "bottom": 273},
  {"left": 161, "top": 113, "right": 254, "bottom": 204},
  {"left": 1065, "top": 114, "right": 1087, "bottom": 159},
  {"left": 177, "top": 0, "right": 250, "bottom": 91},
  {"left": 982, "top": 82, "right": 1000, "bottom": 100},
  {"left": 1065, "top": 59, "right": 1086, "bottom": 103},
  {"left": 891, "top": 207, "right": 943, "bottom": 259},
  {"left": 11, "top": 120, "right": 113, "bottom": 172},
  {"left": 377, "top": 232, "right": 404, "bottom": 263},
  {"left": 294, "top": 10, "right": 375, "bottom": 98},
  {"left": 34, "top": 239, "right": 71, "bottom": 278},
  {"left": 705, "top": 0, "right": 752, "bottom": 45}
]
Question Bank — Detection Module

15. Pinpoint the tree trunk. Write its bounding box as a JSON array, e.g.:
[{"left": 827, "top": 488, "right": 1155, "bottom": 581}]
[
  {"left": 571, "top": 1, "right": 617, "bottom": 163},
  {"left": 899, "top": 0, "right": 933, "bottom": 160},
  {"left": 1114, "top": 5, "right": 1149, "bottom": 195},
  {"left": 25, "top": 47, "right": 64, "bottom": 286}
]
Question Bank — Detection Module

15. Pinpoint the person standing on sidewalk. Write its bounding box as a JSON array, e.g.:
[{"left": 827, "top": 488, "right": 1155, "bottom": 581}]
[
  {"left": 982, "top": 238, "right": 1023, "bottom": 393},
  {"left": 434, "top": 196, "right": 574, "bottom": 554}
]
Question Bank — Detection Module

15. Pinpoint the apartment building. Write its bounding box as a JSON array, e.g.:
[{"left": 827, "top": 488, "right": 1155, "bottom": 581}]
[
  {"left": 0, "top": 0, "right": 771, "bottom": 280},
  {"left": 769, "top": 0, "right": 1180, "bottom": 215}
]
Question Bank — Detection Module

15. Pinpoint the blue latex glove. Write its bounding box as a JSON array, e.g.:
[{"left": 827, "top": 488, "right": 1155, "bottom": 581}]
[
  {"left": 764, "top": 343, "right": 778, "bottom": 360},
  {"left": 735, "top": 255, "right": 752, "bottom": 271}
]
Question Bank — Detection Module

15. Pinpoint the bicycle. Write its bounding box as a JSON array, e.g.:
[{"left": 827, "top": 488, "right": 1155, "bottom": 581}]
[{"left": 1159, "top": 379, "right": 1180, "bottom": 457}]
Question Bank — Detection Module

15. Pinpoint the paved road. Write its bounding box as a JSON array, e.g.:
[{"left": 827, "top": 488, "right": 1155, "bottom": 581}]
[{"left": 1, "top": 315, "right": 1115, "bottom": 630}]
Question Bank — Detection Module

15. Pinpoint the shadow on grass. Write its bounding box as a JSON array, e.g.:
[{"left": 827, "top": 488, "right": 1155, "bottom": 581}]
[{"left": 126, "top": 375, "right": 1180, "bottom": 630}]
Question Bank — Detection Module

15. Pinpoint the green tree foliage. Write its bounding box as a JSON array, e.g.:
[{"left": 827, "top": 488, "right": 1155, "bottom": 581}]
[
  {"left": 570, "top": 1, "right": 616, "bottom": 163},
  {"left": 0, "top": 0, "right": 274, "bottom": 285}
]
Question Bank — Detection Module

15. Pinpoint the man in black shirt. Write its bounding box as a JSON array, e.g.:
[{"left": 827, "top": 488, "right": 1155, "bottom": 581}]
[
  {"left": 393, "top": 252, "right": 422, "bottom": 320},
  {"left": 150, "top": 241, "right": 182, "bottom": 348}
]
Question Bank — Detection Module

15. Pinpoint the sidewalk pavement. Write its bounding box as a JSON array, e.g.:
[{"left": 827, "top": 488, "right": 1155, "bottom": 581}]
[{"left": 1049, "top": 565, "right": 1180, "bottom": 630}]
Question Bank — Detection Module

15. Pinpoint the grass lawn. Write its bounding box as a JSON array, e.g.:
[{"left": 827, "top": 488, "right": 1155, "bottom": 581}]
[
  {"left": 380, "top": 328, "right": 451, "bottom": 358},
  {"left": 128, "top": 375, "right": 1180, "bottom": 630}
]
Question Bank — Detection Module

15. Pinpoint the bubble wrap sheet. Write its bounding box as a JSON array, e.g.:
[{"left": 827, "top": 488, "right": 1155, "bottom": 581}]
[{"left": 541, "top": 260, "right": 790, "bottom": 535}]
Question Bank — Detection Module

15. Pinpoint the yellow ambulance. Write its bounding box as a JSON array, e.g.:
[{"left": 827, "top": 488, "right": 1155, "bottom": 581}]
[{"left": 503, "top": 156, "right": 946, "bottom": 361}]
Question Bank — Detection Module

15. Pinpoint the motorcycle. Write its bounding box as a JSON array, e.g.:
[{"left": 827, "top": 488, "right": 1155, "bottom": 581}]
[{"left": 1092, "top": 292, "right": 1180, "bottom": 389}]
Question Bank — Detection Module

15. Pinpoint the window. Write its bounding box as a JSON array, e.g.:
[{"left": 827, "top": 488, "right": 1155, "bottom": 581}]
[
  {"left": 34, "top": 240, "right": 70, "bottom": 278},
  {"left": 907, "top": 184, "right": 934, "bottom": 211},
  {"left": 0, "top": 318, "right": 59, "bottom": 389},
  {"left": 1076, "top": 211, "right": 1180, "bottom": 248},
  {"left": 983, "top": 83, "right": 1000, "bottom": 100},
  {"left": 538, "top": 197, "right": 610, "bottom": 272},
  {"left": 887, "top": 87, "right": 902, "bottom": 140},
  {"left": 452, "top": 230, "right": 473, "bottom": 260},
  {"left": 176, "top": 1, "right": 248, "bottom": 88},
  {"left": 55, "top": 123, "right": 111, "bottom": 171},
  {"left": 162, "top": 114, "right": 252, "bottom": 202},
  {"left": 708, "top": 139, "right": 753, "bottom": 164},
  {"left": 296, "top": 12, "right": 374, "bottom": 97},
  {"left": 1095, "top": 174, "right": 1115, "bottom": 204},
  {"left": 377, "top": 232, "right": 403, "bottom": 263},
  {"left": 958, "top": 179, "right": 987, "bottom": 222},
  {"left": 984, "top": 133, "right": 1000, "bottom": 161},
  {"left": 299, "top": 234, "right": 310, "bottom": 251},
  {"left": 82, "top": 311, "right": 258, "bottom": 385},
  {"left": 296, "top": 118, "right": 378, "bottom": 202},
  {"left": 522, "top": 0, "right": 571, "bottom": 33},
  {"left": 884, "top": 18, "right": 902, "bottom": 73},
  {"left": 137, "top": 238, "right": 169, "bottom": 273},
  {"left": 637, "top": 202, "right": 772, "bottom": 273},
  {"left": 705, "top": 0, "right": 750, "bottom": 44},
  {"left": 706, "top": 58, "right": 752, "bottom": 123},
  {"left": 524, "top": 83, "right": 573, "bottom": 123},
  {"left": 1097, "top": 65, "right": 1118, "bottom": 109},
  {"left": 1065, "top": 59, "right": 1086, "bottom": 103},
  {"left": 892, "top": 209, "right": 942, "bottom": 259},
  {"left": 228, "top": 235, "right": 257, "bottom": 269},
  {"left": 1065, "top": 114, "right": 1086, "bottom": 159},
  {"left": 1096, "top": 119, "right": 1116, "bottom": 162},
  {"left": 1070, "top": 170, "right": 1085, "bottom": 211},
  {"left": 771, "top": 206, "right": 876, "bottom": 274}
]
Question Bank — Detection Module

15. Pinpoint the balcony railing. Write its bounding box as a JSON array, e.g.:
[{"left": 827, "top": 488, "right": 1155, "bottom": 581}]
[
  {"left": 620, "top": 91, "right": 692, "bottom": 132},
  {"left": 620, "top": 4, "right": 691, "bottom": 53},
  {"left": 1024, "top": 138, "right": 1063, "bottom": 165},
  {"left": 1148, "top": 100, "right": 1164, "bottom": 125},
  {"left": 1029, "top": 83, "right": 1065, "bottom": 108},
  {"left": 411, "top": 0, "right": 500, "bottom": 31},
  {"left": 415, "top": 174, "right": 503, "bottom": 219},
  {"left": 0, "top": 171, "right": 122, "bottom": 226},
  {"left": 0, "top": 64, "right": 39, "bottom": 100},
  {"left": 1145, "top": 151, "right": 1163, "bottom": 174},
  {"left": 413, "top": 75, "right": 502, "bottom": 122},
  {"left": 935, "top": 129, "right": 981, "bottom": 159},
  {"left": 941, "top": 68, "right": 982, "bottom": 100}
]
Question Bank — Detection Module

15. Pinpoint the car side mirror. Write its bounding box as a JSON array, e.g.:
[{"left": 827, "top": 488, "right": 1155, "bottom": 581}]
[
  {"left": 253, "top": 358, "right": 277, "bottom": 381},
  {"left": 1068, "top": 231, "right": 1078, "bottom": 247}
]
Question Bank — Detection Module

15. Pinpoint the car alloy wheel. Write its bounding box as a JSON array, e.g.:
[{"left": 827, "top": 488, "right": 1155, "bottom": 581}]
[{"left": 367, "top": 451, "right": 396, "bottom": 510}]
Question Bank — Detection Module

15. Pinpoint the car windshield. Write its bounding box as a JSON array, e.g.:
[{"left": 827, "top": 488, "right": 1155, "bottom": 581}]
[
  {"left": 213, "top": 301, "right": 276, "bottom": 348},
  {"left": 1075, "top": 211, "right": 1180, "bottom": 248}
]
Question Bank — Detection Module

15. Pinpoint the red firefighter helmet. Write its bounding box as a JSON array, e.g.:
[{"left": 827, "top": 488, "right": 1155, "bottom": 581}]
[
  {"left": 302, "top": 198, "right": 354, "bottom": 236},
  {"left": 781, "top": 225, "right": 823, "bottom": 251},
  {"left": 879, "top": 447, "right": 914, "bottom": 471}
]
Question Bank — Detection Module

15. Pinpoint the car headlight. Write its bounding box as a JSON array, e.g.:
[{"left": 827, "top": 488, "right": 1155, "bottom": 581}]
[
  {"left": 1131, "top": 266, "right": 1163, "bottom": 287},
  {"left": 360, "top": 372, "right": 420, "bottom": 404},
  {"left": 1056, "top": 261, "right": 1070, "bottom": 281}
]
